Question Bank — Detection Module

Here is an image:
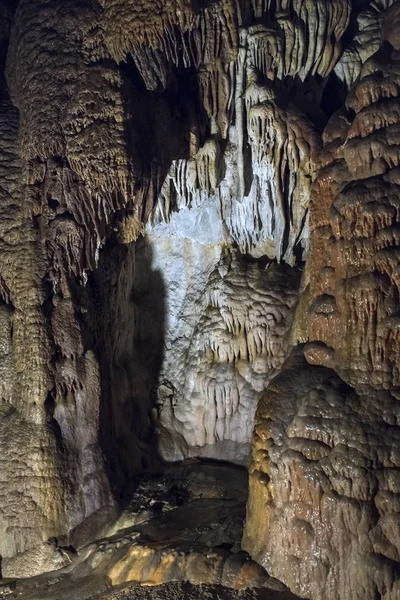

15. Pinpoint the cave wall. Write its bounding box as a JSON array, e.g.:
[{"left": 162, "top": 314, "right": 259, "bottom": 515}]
[
  {"left": 150, "top": 243, "right": 300, "bottom": 464},
  {"left": 244, "top": 3, "right": 400, "bottom": 599},
  {"left": 141, "top": 0, "right": 351, "bottom": 464},
  {"left": 1, "top": 0, "right": 400, "bottom": 597}
]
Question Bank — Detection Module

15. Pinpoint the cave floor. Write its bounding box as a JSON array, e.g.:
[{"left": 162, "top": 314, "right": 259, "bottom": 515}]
[
  {"left": 98, "top": 582, "right": 301, "bottom": 600},
  {"left": 0, "top": 460, "right": 301, "bottom": 600}
]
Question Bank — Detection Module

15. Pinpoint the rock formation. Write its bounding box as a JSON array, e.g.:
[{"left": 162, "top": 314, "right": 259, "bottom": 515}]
[
  {"left": 155, "top": 255, "right": 299, "bottom": 464},
  {"left": 244, "top": 3, "right": 400, "bottom": 600},
  {"left": 1, "top": 0, "right": 400, "bottom": 599}
]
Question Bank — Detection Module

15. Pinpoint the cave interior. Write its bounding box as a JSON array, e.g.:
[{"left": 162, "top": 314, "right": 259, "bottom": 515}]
[{"left": 1, "top": 0, "right": 400, "bottom": 599}]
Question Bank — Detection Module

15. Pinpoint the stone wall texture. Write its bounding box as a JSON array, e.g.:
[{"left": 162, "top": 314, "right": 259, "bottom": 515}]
[{"left": 1, "top": 0, "right": 400, "bottom": 598}]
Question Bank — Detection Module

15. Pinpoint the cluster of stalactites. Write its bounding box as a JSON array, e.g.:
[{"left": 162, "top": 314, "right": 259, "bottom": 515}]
[
  {"left": 6, "top": 0, "right": 138, "bottom": 285},
  {"left": 303, "top": 2, "right": 400, "bottom": 392},
  {"left": 104, "top": 0, "right": 351, "bottom": 130},
  {"left": 153, "top": 78, "right": 320, "bottom": 262},
  {"left": 147, "top": 0, "right": 351, "bottom": 263},
  {"left": 103, "top": 0, "right": 238, "bottom": 83},
  {"left": 247, "top": 0, "right": 351, "bottom": 81},
  {"left": 4, "top": 0, "right": 359, "bottom": 286},
  {"left": 102, "top": 0, "right": 197, "bottom": 64},
  {"left": 113, "top": 0, "right": 351, "bottom": 87}
]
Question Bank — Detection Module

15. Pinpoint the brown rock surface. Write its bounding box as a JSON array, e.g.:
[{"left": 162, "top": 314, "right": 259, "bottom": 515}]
[
  {"left": 1, "top": 0, "right": 400, "bottom": 599},
  {"left": 244, "top": 350, "right": 400, "bottom": 599},
  {"left": 0, "top": 461, "right": 300, "bottom": 600},
  {"left": 245, "top": 4, "right": 400, "bottom": 599}
]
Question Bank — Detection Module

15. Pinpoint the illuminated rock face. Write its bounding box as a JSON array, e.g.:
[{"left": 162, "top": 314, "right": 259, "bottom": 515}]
[
  {"left": 1, "top": 0, "right": 400, "bottom": 596},
  {"left": 155, "top": 253, "right": 300, "bottom": 464}
]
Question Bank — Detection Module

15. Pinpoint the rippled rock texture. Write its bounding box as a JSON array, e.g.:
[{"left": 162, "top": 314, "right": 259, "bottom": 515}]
[
  {"left": 244, "top": 3, "right": 400, "bottom": 599},
  {"left": 155, "top": 255, "right": 299, "bottom": 464},
  {"left": 1, "top": 0, "right": 400, "bottom": 599}
]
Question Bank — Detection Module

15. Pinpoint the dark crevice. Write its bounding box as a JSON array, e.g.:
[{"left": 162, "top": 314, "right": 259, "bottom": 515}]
[
  {"left": 120, "top": 51, "right": 210, "bottom": 221},
  {"left": 69, "top": 236, "right": 165, "bottom": 503},
  {"left": 320, "top": 71, "right": 349, "bottom": 119},
  {"left": 281, "top": 162, "right": 291, "bottom": 261},
  {"left": 44, "top": 389, "right": 64, "bottom": 453}
]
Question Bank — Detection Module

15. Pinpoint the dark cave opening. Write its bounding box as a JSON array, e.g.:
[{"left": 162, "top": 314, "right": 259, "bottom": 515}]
[
  {"left": 67, "top": 234, "right": 166, "bottom": 503},
  {"left": 320, "top": 71, "right": 349, "bottom": 120},
  {"left": 119, "top": 52, "right": 210, "bottom": 222}
]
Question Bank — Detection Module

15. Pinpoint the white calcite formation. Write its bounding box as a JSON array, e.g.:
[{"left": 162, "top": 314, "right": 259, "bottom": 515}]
[{"left": 152, "top": 251, "right": 299, "bottom": 464}]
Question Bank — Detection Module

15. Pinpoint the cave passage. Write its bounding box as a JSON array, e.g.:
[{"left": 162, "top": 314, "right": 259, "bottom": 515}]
[{"left": 1, "top": 1, "right": 400, "bottom": 599}]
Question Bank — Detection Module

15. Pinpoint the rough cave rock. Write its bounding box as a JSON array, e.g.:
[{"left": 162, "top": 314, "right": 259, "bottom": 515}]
[{"left": 1, "top": 0, "right": 400, "bottom": 599}]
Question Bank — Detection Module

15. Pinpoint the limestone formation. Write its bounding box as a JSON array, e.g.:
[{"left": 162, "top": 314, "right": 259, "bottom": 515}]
[
  {"left": 155, "top": 254, "right": 299, "bottom": 464},
  {"left": 1, "top": 461, "right": 298, "bottom": 599},
  {"left": 1, "top": 0, "right": 400, "bottom": 599},
  {"left": 245, "top": 4, "right": 400, "bottom": 599}
]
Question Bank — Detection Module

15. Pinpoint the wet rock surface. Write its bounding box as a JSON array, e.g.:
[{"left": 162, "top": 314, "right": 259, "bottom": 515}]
[
  {"left": 244, "top": 350, "right": 400, "bottom": 599},
  {"left": 98, "top": 582, "right": 300, "bottom": 600},
  {"left": 0, "top": 461, "right": 299, "bottom": 600}
]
